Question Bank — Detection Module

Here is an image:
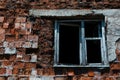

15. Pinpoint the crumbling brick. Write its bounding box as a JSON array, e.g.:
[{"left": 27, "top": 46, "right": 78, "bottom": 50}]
[
  {"left": 15, "top": 17, "right": 26, "bottom": 23},
  {"left": 2, "top": 61, "right": 12, "bottom": 67},
  {"left": 25, "top": 62, "right": 36, "bottom": 69},
  {"left": 3, "top": 22, "right": 9, "bottom": 29},
  {"left": 12, "top": 68, "right": 19, "bottom": 74},
  {"left": 0, "top": 77, "right": 5, "bottom": 80},
  {"left": 14, "top": 61, "right": 25, "bottom": 69},
  {"left": 0, "top": 68, "right": 6, "bottom": 75},
  {"left": 0, "top": 17, "right": 4, "bottom": 22}
]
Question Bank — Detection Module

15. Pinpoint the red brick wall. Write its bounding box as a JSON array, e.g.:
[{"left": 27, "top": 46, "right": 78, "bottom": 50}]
[{"left": 0, "top": 0, "right": 120, "bottom": 80}]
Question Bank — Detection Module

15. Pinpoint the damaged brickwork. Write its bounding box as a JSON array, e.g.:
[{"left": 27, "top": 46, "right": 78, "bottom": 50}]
[{"left": 0, "top": 0, "right": 120, "bottom": 80}]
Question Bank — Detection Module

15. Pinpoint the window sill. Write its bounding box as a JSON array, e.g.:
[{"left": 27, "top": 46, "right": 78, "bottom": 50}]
[{"left": 54, "top": 64, "right": 109, "bottom": 68}]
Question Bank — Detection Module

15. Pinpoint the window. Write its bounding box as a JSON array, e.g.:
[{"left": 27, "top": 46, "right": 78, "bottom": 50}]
[{"left": 54, "top": 18, "right": 109, "bottom": 67}]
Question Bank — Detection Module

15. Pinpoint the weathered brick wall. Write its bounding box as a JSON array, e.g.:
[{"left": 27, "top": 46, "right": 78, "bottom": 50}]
[
  {"left": 0, "top": 1, "right": 55, "bottom": 79},
  {"left": 0, "top": 0, "right": 120, "bottom": 80},
  {"left": 29, "top": 0, "right": 120, "bottom": 9},
  {"left": 0, "top": 0, "right": 120, "bottom": 10}
]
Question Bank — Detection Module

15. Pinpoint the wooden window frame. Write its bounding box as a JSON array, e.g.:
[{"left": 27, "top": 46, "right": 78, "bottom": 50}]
[{"left": 54, "top": 19, "right": 109, "bottom": 67}]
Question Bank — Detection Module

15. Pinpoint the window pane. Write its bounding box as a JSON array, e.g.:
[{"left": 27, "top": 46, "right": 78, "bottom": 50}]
[
  {"left": 85, "top": 21, "right": 101, "bottom": 37},
  {"left": 86, "top": 40, "right": 102, "bottom": 63},
  {"left": 59, "top": 23, "right": 80, "bottom": 65}
]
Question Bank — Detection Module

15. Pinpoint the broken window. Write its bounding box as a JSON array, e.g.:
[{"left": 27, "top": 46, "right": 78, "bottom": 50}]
[
  {"left": 54, "top": 18, "right": 109, "bottom": 67},
  {"left": 59, "top": 22, "right": 80, "bottom": 65}
]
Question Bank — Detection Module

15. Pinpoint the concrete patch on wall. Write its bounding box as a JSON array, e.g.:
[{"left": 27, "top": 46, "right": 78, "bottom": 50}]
[{"left": 29, "top": 9, "right": 120, "bottom": 17}]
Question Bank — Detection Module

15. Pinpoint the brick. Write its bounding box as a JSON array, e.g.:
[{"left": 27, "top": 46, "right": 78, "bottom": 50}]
[
  {"left": 115, "top": 48, "right": 120, "bottom": 56},
  {"left": 0, "top": 34, "right": 5, "bottom": 42},
  {"left": 0, "top": 48, "right": 4, "bottom": 54},
  {"left": 16, "top": 54, "right": 23, "bottom": 61},
  {"left": 54, "top": 76, "right": 68, "bottom": 80},
  {"left": 0, "top": 77, "right": 5, "bottom": 80},
  {"left": 105, "top": 77, "right": 115, "bottom": 80},
  {"left": 14, "top": 62, "right": 25, "bottom": 69},
  {"left": 111, "top": 63, "right": 120, "bottom": 70},
  {"left": 19, "top": 77, "right": 29, "bottom": 80},
  {"left": 29, "top": 77, "right": 41, "bottom": 80},
  {"left": 88, "top": 71, "right": 95, "bottom": 77},
  {"left": 0, "top": 68, "right": 6, "bottom": 74},
  {"left": 15, "top": 17, "right": 26, "bottom": 23},
  {"left": 115, "top": 48, "right": 120, "bottom": 61},
  {"left": 0, "top": 28, "right": 5, "bottom": 42},
  {"left": 17, "top": 48, "right": 26, "bottom": 54},
  {"left": 5, "top": 47, "right": 16, "bottom": 54},
  {"left": 3, "top": 41, "right": 9, "bottom": 47},
  {"left": 3, "top": 22, "right": 9, "bottom": 28},
  {"left": 22, "top": 42, "right": 31, "bottom": 48},
  {"left": 0, "top": 16, "right": 4, "bottom": 22},
  {"left": 67, "top": 69, "right": 75, "bottom": 76},
  {"left": 43, "top": 0, "right": 49, "bottom": 3},
  {"left": 24, "top": 68, "right": 31, "bottom": 75},
  {"left": 9, "top": 54, "right": 16, "bottom": 61},
  {"left": 6, "top": 68, "right": 12, "bottom": 75},
  {"left": 80, "top": 77, "right": 93, "bottom": 80},
  {"left": 7, "top": 18, "right": 14, "bottom": 24},
  {"left": 18, "top": 35, "right": 28, "bottom": 41},
  {"left": 19, "top": 69, "right": 24, "bottom": 75},
  {"left": 26, "top": 29, "right": 31, "bottom": 35},
  {"left": 17, "top": 48, "right": 26, "bottom": 53},
  {"left": 23, "top": 55, "right": 31, "bottom": 61},
  {"left": 2, "top": 61, "right": 12, "bottom": 67},
  {"left": 28, "top": 35, "right": 38, "bottom": 42},
  {"left": 26, "top": 22, "right": 32, "bottom": 29},
  {"left": 32, "top": 42, "right": 38, "bottom": 48},
  {"left": 14, "top": 41, "right": 24, "bottom": 48},
  {"left": 0, "top": 42, "right": 3, "bottom": 47},
  {"left": 5, "top": 35, "right": 15, "bottom": 42},
  {"left": 25, "top": 62, "right": 36, "bottom": 68},
  {"left": 60, "top": 0, "right": 66, "bottom": 3},
  {"left": 12, "top": 68, "right": 19, "bottom": 74},
  {"left": 8, "top": 42, "right": 15, "bottom": 48},
  {"left": 30, "top": 54, "right": 37, "bottom": 62},
  {"left": 37, "top": 69, "right": 43, "bottom": 75},
  {"left": 10, "top": 29, "right": 15, "bottom": 35},
  {"left": 48, "top": 67, "right": 55, "bottom": 75},
  {"left": 15, "top": 31, "right": 19, "bottom": 40},
  {"left": 31, "top": 68, "right": 37, "bottom": 75},
  {"left": 20, "top": 23, "right": 26, "bottom": 30},
  {"left": 7, "top": 77, "right": 18, "bottom": 80},
  {"left": 19, "top": 30, "right": 26, "bottom": 35},
  {"left": 15, "top": 23, "right": 21, "bottom": 29}
]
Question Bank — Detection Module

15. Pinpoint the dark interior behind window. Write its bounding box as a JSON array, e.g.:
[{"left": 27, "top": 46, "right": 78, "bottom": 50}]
[
  {"left": 59, "top": 24, "right": 80, "bottom": 65},
  {"left": 86, "top": 40, "right": 102, "bottom": 63},
  {"left": 85, "top": 21, "right": 101, "bottom": 37}
]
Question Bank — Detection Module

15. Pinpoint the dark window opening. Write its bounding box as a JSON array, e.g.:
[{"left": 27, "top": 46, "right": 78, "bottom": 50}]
[
  {"left": 85, "top": 21, "right": 101, "bottom": 37},
  {"left": 86, "top": 40, "right": 102, "bottom": 63},
  {"left": 59, "top": 23, "right": 80, "bottom": 65}
]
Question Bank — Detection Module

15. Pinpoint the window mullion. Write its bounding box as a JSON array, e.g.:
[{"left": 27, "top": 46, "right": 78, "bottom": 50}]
[
  {"left": 79, "top": 22, "right": 82, "bottom": 65},
  {"left": 81, "top": 21, "right": 86, "bottom": 65}
]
